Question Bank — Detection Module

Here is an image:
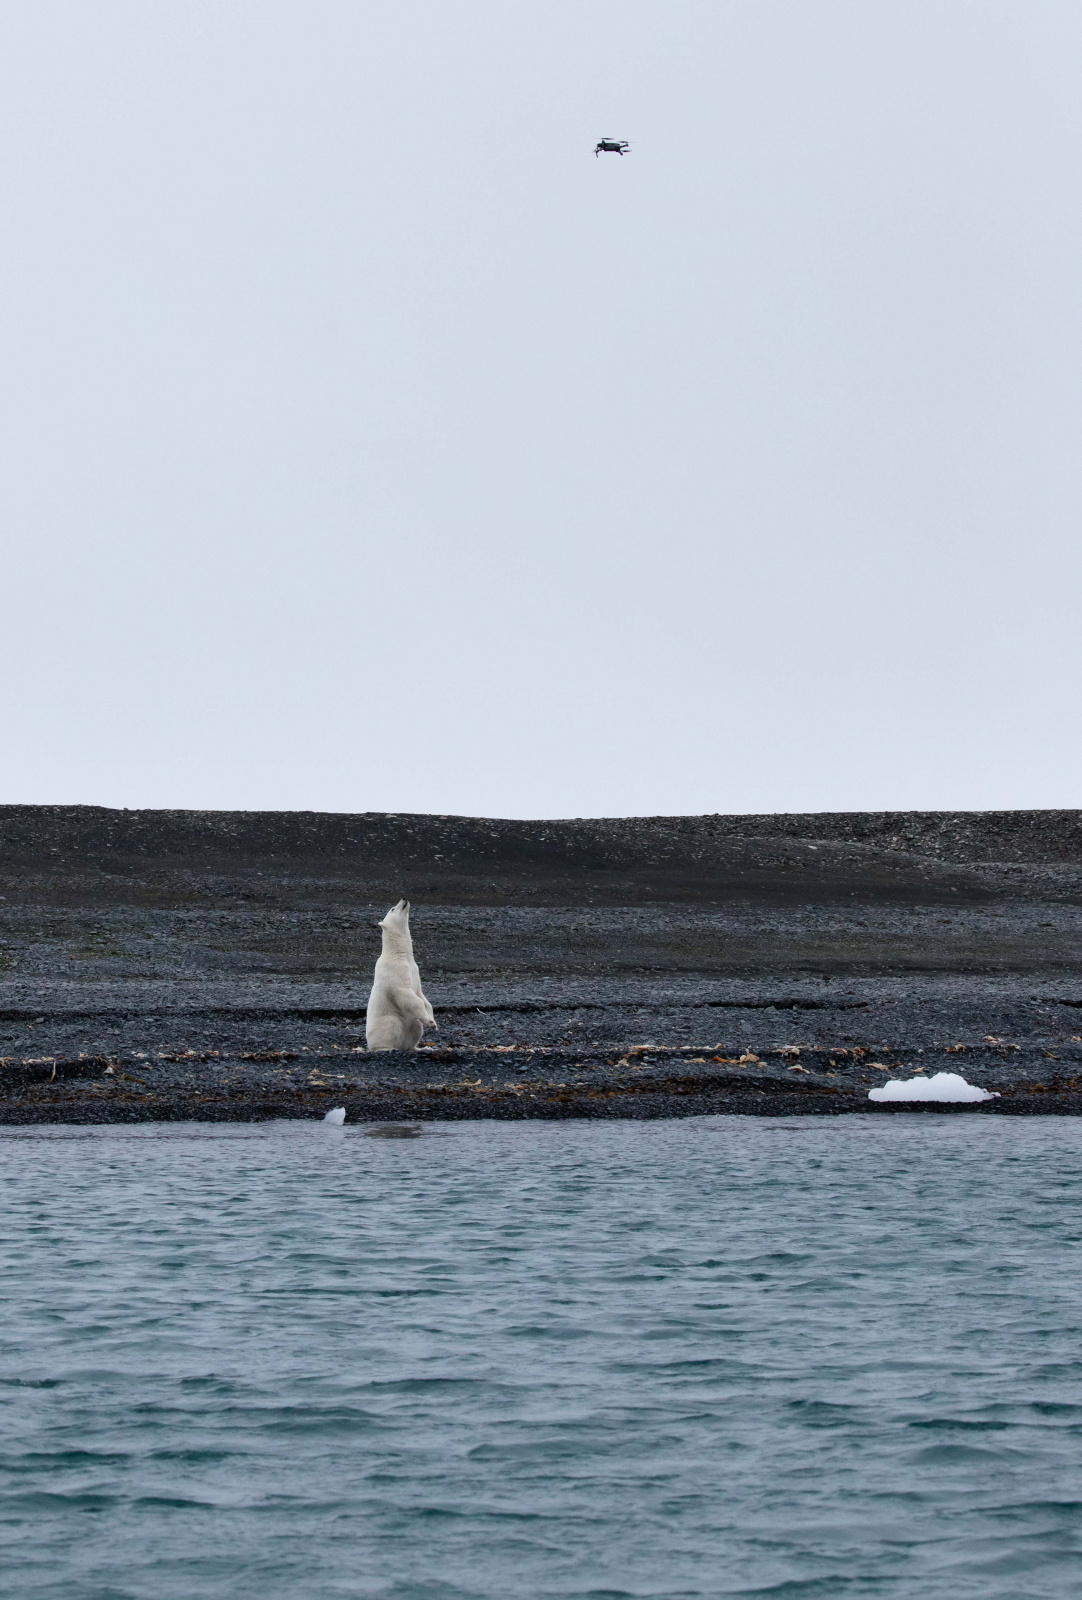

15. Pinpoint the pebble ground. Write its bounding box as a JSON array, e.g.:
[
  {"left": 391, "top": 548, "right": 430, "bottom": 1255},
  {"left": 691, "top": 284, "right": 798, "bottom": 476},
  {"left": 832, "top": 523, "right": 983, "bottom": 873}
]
[{"left": 3, "top": 805, "right": 1081, "bottom": 1121}]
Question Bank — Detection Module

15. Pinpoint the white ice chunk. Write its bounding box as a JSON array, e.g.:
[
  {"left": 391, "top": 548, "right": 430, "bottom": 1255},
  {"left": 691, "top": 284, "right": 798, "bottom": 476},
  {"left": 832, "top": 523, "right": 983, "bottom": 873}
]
[
  {"left": 868, "top": 1071, "right": 998, "bottom": 1103},
  {"left": 323, "top": 1106, "right": 346, "bottom": 1125}
]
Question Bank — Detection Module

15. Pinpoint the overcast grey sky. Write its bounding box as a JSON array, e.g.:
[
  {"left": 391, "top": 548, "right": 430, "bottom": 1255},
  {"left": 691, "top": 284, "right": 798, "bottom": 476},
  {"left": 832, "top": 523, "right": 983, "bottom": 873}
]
[{"left": 2, "top": 2, "right": 1079, "bottom": 818}]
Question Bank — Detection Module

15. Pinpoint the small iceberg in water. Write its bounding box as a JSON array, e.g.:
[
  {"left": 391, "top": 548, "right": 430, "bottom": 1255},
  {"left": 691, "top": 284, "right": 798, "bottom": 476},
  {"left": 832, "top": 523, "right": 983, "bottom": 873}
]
[
  {"left": 868, "top": 1072, "right": 998, "bottom": 1104},
  {"left": 323, "top": 1107, "right": 346, "bottom": 1125}
]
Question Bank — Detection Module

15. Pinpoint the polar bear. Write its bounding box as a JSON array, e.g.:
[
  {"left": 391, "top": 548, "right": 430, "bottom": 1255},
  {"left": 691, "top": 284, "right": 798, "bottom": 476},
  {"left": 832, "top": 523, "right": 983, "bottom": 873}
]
[{"left": 365, "top": 899, "right": 437, "bottom": 1051}]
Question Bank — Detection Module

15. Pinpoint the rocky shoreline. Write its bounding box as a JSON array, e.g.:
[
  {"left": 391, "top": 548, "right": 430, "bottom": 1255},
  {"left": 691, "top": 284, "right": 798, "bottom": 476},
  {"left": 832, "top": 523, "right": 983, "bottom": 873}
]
[
  {"left": 2, "top": 1041, "right": 1081, "bottom": 1124},
  {"left": 3, "top": 804, "right": 1082, "bottom": 1121}
]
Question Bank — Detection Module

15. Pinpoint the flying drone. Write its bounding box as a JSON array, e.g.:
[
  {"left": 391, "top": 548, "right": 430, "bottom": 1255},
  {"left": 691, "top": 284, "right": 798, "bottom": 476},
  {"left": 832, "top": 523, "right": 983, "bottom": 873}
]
[{"left": 594, "top": 138, "right": 630, "bottom": 157}]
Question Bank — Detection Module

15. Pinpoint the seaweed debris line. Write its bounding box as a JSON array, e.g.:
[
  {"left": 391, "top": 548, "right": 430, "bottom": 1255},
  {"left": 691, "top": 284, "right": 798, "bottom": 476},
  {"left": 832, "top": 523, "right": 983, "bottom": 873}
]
[{"left": 2, "top": 804, "right": 1082, "bottom": 1121}]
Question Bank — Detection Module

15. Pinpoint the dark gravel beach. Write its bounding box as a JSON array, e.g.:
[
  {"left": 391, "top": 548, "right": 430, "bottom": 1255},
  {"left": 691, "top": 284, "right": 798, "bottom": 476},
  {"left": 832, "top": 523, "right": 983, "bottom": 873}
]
[{"left": 3, "top": 804, "right": 1082, "bottom": 1121}]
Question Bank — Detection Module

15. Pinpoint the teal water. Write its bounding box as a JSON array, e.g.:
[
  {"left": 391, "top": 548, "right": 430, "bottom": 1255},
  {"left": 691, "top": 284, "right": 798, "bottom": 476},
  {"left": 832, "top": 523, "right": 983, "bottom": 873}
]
[{"left": 1, "top": 1118, "right": 1080, "bottom": 1599}]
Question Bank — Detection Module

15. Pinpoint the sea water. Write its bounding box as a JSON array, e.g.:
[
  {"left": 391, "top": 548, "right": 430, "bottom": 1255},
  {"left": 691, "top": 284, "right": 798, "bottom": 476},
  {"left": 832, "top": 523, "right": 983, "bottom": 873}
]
[{"left": 1, "top": 1117, "right": 1080, "bottom": 1599}]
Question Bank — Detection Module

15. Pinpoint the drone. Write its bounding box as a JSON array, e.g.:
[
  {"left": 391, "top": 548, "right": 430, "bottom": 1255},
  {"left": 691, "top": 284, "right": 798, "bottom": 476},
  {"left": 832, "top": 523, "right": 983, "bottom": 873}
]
[{"left": 594, "top": 138, "right": 630, "bottom": 157}]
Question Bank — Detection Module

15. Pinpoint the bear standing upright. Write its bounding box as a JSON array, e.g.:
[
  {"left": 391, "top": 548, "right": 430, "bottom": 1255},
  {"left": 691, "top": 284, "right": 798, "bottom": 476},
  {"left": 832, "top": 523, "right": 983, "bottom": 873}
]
[{"left": 365, "top": 899, "right": 437, "bottom": 1051}]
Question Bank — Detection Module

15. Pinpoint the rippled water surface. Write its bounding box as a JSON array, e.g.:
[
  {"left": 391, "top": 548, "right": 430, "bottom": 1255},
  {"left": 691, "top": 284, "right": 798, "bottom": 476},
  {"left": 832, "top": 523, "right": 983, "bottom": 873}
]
[{"left": 2, "top": 1117, "right": 1081, "bottom": 1599}]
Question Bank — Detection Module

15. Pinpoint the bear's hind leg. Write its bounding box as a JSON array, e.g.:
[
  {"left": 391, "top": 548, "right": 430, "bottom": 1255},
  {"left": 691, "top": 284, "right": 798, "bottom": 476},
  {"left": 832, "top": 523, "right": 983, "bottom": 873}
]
[{"left": 366, "top": 1014, "right": 408, "bottom": 1051}]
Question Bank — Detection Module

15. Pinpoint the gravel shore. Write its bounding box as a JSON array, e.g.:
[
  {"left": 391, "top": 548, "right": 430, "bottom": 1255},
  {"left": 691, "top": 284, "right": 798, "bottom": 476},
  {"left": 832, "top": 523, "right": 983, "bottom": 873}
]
[{"left": 3, "top": 804, "right": 1082, "bottom": 1121}]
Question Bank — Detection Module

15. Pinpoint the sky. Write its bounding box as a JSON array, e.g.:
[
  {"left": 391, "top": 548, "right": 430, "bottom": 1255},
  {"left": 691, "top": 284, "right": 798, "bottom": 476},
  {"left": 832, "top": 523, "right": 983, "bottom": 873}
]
[{"left": 2, "top": 1, "right": 1080, "bottom": 819}]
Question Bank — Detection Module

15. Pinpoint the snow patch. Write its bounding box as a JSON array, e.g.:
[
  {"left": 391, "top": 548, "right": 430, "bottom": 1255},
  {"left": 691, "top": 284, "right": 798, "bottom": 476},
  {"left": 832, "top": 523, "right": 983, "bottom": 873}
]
[{"left": 868, "top": 1072, "right": 998, "bottom": 1104}]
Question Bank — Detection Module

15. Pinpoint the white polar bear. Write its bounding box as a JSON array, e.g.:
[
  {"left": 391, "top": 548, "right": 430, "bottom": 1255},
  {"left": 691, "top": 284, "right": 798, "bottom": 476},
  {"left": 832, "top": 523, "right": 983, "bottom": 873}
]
[{"left": 365, "top": 899, "right": 437, "bottom": 1052}]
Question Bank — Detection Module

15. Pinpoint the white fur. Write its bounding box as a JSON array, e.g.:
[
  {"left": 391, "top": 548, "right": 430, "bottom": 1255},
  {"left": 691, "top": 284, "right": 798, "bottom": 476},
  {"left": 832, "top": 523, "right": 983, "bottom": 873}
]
[{"left": 365, "top": 899, "right": 437, "bottom": 1052}]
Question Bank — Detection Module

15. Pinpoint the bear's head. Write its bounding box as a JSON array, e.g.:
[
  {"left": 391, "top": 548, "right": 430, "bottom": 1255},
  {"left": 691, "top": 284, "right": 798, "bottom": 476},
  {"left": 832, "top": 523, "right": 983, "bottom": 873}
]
[{"left": 378, "top": 899, "right": 411, "bottom": 934}]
